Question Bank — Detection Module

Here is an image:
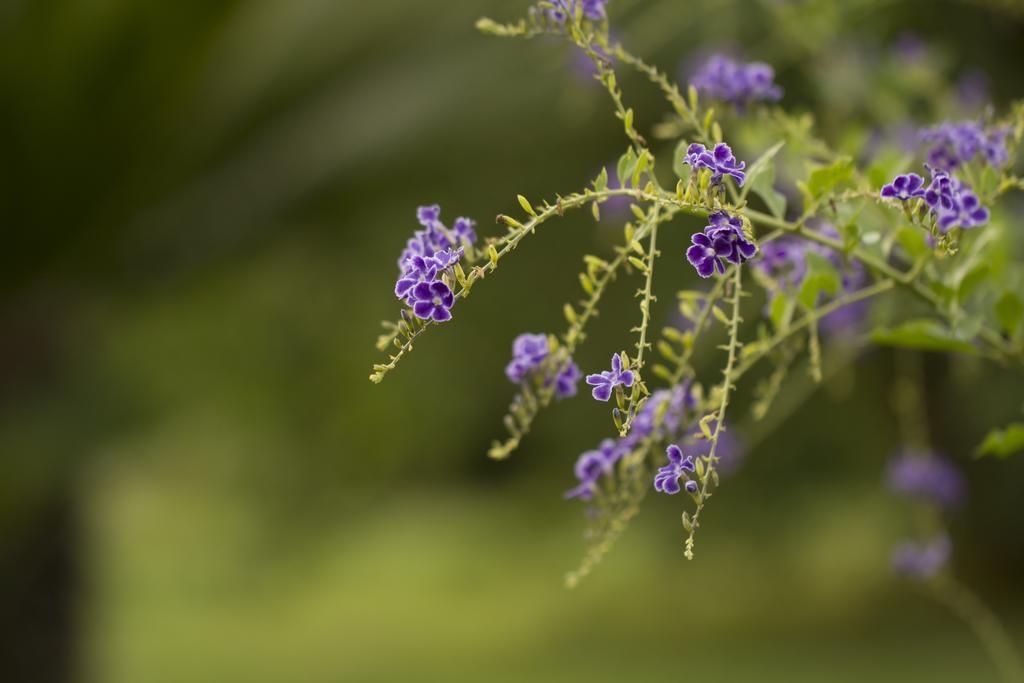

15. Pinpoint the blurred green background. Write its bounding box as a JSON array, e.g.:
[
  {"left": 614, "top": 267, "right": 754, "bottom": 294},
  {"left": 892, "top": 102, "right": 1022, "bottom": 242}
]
[{"left": 1, "top": 0, "right": 1023, "bottom": 681}]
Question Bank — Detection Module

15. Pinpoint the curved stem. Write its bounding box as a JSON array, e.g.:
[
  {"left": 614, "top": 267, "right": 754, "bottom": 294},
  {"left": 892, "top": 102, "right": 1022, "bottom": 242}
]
[{"left": 685, "top": 264, "right": 743, "bottom": 560}]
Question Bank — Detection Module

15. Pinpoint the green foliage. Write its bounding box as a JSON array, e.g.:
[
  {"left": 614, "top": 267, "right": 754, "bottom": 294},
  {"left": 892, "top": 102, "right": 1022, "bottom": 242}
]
[
  {"left": 870, "top": 320, "right": 979, "bottom": 355},
  {"left": 976, "top": 423, "right": 1024, "bottom": 459}
]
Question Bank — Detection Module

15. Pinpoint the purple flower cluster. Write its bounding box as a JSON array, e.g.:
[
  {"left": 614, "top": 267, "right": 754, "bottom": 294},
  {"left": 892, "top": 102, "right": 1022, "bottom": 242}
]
[
  {"left": 505, "top": 333, "right": 581, "bottom": 400},
  {"left": 689, "top": 55, "right": 783, "bottom": 110},
  {"left": 886, "top": 451, "right": 966, "bottom": 508},
  {"left": 394, "top": 206, "right": 478, "bottom": 322},
  {"left": 683, "top": 143, "right": 747, "bottom": 187},
  {"left": 547, "top": 0, "right": 608, "bottom": 22},
  {"left": 669, "top": 425, "right": 744, "bottom": 478},
  {"left": 880, "top": 167, "right": 989, "bottom": 232},
  {"left": 565, "top": 384, "right": 696, "bottom": 500},
  {"left": 654, "top": 444, "right": 698, "bottom": 494},
  {"left": 687, "top": 211, "right": 758, "bottom": 278},
  {"left": 585, "top": 354, "right": 635, "bottom": 401},
  {"left": 920, "top": 121, "right": 1009, "bottom": 170},
  {"left": 892, "top": 536, "right": 951, "bottom": 579}
]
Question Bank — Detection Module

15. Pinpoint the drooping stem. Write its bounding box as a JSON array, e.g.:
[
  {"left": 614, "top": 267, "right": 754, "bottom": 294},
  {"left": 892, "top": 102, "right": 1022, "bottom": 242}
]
[
  {"left": 930, "top": 576, "right": 1024, "bottom": 683},
  {"left": 685, "top": 264, "right": 744, "bottom": 560}
]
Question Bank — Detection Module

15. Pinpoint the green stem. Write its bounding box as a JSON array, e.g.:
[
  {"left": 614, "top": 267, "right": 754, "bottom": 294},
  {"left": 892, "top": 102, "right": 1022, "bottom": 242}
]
[
  {"left": 685, "top": 264, "right": 743, "bottom": 560},
  {"left": 930, "top": 576, "right": 1024, "bottom": 683}
]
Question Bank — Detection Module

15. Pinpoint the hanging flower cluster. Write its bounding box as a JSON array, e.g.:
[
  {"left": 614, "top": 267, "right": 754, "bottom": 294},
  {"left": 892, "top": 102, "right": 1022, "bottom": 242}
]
[
  {"left": 919, "top": 120, "right": 1009, "bottom": 170},
  {"left": 505, "top": 333, "right": 581, "bottom": 399},
  {"left": 886, "top": 450, "right": 966, "bottom": 508},
  {"left": 394, "top": 206, "right": 477, "bottom": 322},
  {"left": 689, "top": 54, "right": 783, "bottom": 110},
  {"left": 887, "top": 451, "right": 964, "bottom": 581},
  {"left": 546, "top": 0, "right": 608, "bottom": 22},
  {"left": 565, "top": 383, "right": 696, "bottom": 501},
  {"left": 891, "top": 536, "right": 952, "bottom": 579},
  {"left": 686, "top": 211, "right": 758, "bottom": 278},
  {"left": 682, "top": 142, "right": 747, "bottom": 186},
  {"left": 880, "top": 166, "right": 989, "bottom": 232}
]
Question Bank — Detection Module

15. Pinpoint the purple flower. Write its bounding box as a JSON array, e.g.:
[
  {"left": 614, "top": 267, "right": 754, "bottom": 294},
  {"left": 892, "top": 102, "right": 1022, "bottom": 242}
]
[
  {"left": 553, "top": 360, "right": 582, "bottom": 398},
  {"left": 452, "top": 217, "right": 477, "bottom": 245},
  {"left": 410, "top": 281, "right": 454, "bottom": 322},
  {"left": 880, "top": 173, "right": 926, "bottom": 200},
  {"left": 686, "top": 211, "right": 757, "bottom": 278},
  {"left": 417, "top": 204, "right": 442, "bottom": 227},
  {"left": 653, "top": 444, "right": 697, "bottom": 495},
  {"left": 920, "top": 121, "right": 1009, "bottom": 170},
  {"left": 565, "top": 384, "right": 695, "bottom": 503},
  {"left": 922, "top": 168, "right": 989, "bottom": 232},
  {"left": 892, "top": 536, "right": 951, "bottom": 579},
  {"left": 563, "top": 439, "right": 618, "bottom": 500},
  {"left": 705, "top": 211, "right": 758, "bottom": 263},
  {"left": 394, "top": 206, "right": 475, "bottom": 320},
  {"left": 547, "top": 0, "right": 608, "bottom": 22},
  {"left": 886, "top": 451, "right": 966, "bottom": 508},
  {"left": 505, "top": 333, "right": 550, "bottom": 383},
  {"left": 683, "top": 143, "right": 747, "bottom": 186},
  {"left": 585, "top": 354, "right": 635, "bottom": 401},
  {"left": 690, "top": 54, "right": 782, "bottom": 110},
  {"left": 686, "top": 232, "right": 731, "bottom": 278}
]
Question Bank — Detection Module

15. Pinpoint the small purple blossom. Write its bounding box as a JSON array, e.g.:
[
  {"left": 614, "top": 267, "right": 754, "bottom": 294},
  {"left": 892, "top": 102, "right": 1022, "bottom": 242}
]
[
  {"left": 553, "top": 360, "right": 582, "bottom": 398},
  {"left": 410, "top": 281, "right": 454, "bottom": 322},
  {"left": 920, "top": 121, "right": 1009, "bottom": 170},
  {"left": 653, "top": 444, "right": 697, "bottom": 495},
  {"left": 394, "top": 206, "right": 476, "bottom": 321},
  {"left": 886, "top": 451, "right": 966, "bottom": 508},
  {"left": 880, "top": 167, "right": 989, "bottom": 233},
  {"left": 565, "top": 384, "right": 695, "bottom": 502},
  {"left": 892, "top": 536, "right": 951, "bottom": 579},
  {"left": 452, "top": 217, "right": 477, "bottom": 244},
  {"left": 880, "top": 173, "right": 926, "bottom": 200},
  {"left": 683, "top": 143, "right": 747, "bottom": 186},
  {"left": 687, "top": 211, "right": 757, "bottom": 278},
  {"left": 564, "top": 439, "right": 619, "bottom": 500},
  {"left": 585, "top": 354, "right": 635, "bottom": 402},
  {"left": 547, "top": 0, "right": 608, "bottom": 22},
  {"left": 505, "top": 333, "right": 550, "bottom": 383},
  {"left": 690, "top": 55, "right": 782, "bottom": 110}
]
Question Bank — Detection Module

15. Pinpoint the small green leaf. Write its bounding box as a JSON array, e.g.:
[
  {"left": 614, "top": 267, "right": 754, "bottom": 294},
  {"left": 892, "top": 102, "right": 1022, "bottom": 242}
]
[
  {"left": 895, "top": 227, "right": 930, "bottom": 261},
  {"left": 797, "top": 251, "right": 841, "bottom": 309},
  {"left": 976, "top": 423, "right": 1024, "bottom": 459},
  {"left": 617, "top": 148, "right": 637, "bottom": 189},
  {"left": 769, "top": 292, "right": 790, "bottom": 332},
  {"left": 994, "top": 290, "right": 1023, "bottom": 335},
  {"left": 517, "top": 194, "right": 537, "bottom": 217},
  {"left": 673, "top": 139, "right": 691, "bottom": 180},
  {"left": 594, "top": 166, "right": 609, "bottom": 192},
  {"left": 870, "top": 320, "right": 978, "bottom": 355},
  {"left": 801, "top": 157, "right": 854, "bottom": 210},
  {"left": 748, "top": 161, "right": 787, "bottom": 219},
  {"left": 739, "top": 140, "right": 785, "bottom": 202}
]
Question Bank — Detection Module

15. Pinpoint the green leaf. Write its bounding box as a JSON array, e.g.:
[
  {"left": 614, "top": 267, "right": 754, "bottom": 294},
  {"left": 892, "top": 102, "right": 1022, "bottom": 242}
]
[
  {"left": 976, "top": 423, "right": 1024, "bottom": 459},
  {"left": 994, "top": 290, "right": 1023, "bottom": 335},
  {"left": 870, "top": 320, "right": 978, "bottom": 355},
  {"left": 672, "top": 139, "right": 691, "bottom": 180},
  {"left": 617, "top": 148, "right": 637, "bottom": 188},
  {"left": 594, "top": 166, "right": 609, "bottom": 192},
  {"left": 955, "top": 262, "right": 990, "bottom": 301},
  {"left": 799, "top": 157, "right": 854, "bottom": 210},
  {"left": 739, "top": 140, "right": 785, "bottom": 202},
  {"left": 748, "top": 162, "right": 787, "bottom": 219},
  {"left": 895, "top": 227, "right": 930, "bottom": 261},
  {"left": 797, "top": 251, "right": 841, "bottom": 309},
  {"left": 769, "top": 292, "right": 790, "bottom": 332}
]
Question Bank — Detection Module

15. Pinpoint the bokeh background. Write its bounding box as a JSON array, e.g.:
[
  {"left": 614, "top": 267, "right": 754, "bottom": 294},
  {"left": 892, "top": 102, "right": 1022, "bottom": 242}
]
[{"left": 2, "top": 0, "right": 1024, "bottom": 681}]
